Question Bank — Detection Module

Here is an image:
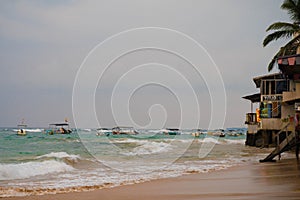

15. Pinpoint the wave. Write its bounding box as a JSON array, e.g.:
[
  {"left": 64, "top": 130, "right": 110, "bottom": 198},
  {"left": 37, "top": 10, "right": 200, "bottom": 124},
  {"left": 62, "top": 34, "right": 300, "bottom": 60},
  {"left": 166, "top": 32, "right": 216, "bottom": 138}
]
[
  {"left": 123, "top": 141, "right": 172, "bottom": 156},
  {"left": 36, "top": 152, "right": 81, "bottom": 162},
  {"left": 201, "top": 137, "right": 221, "bottom": 144},
  {"left": 111, "top": 138, "right": 145, "bottom": 144},
  {"left": 224, "top": 139, "right": 246, "bottom": 144},
  {"left": 0, "top": 160, "right": 74, "bottom": 181}
]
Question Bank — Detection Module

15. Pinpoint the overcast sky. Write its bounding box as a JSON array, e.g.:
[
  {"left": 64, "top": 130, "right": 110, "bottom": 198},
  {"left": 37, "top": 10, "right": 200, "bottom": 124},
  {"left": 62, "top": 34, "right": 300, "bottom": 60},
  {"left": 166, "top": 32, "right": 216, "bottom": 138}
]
[{"left": 0, "top": 0, "right": 290, "bottom": 129}]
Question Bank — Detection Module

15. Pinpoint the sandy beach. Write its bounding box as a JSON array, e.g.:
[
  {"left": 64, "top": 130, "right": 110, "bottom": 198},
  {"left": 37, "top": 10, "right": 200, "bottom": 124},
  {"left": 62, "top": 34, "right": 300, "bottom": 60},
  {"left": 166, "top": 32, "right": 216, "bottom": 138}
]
[{"left": 3, "top": 158, "right": 300, "bottom": 200}]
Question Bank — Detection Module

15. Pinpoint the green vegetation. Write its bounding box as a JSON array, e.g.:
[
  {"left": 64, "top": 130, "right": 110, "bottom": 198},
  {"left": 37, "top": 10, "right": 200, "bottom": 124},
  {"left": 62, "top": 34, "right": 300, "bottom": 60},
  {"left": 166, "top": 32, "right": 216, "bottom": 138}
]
[{"left": 263, "top": 0, "right": 300, "bottom": 71}]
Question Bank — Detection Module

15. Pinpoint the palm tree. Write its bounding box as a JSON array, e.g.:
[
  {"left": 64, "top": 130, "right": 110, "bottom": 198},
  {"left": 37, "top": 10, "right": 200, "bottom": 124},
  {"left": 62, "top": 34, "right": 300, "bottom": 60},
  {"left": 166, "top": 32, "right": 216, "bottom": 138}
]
[{"left": 263, "top": 0, "right": 300, "bottom": 71}]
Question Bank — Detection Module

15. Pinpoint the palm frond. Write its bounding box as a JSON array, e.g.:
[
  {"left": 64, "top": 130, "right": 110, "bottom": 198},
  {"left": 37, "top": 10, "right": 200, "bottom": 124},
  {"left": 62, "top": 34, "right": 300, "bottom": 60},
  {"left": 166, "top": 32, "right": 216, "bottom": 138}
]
[
  {"left": 267, "top": 49, "right": 284, "bottom": 72},
  {"left": 280, "top": 33, "right": 300, "bottom": 52},
  {"left": 281, "top": 0, "right": 300, "bottom": 22},
  {"left": 266, "top": 22, "right": 299, "bottom": 31},
  {"left": 263, "top": 30, "right": 296, "bottom": 47},
  {"left": 267, "top": 34, "right": 300, "bottom": 71}
]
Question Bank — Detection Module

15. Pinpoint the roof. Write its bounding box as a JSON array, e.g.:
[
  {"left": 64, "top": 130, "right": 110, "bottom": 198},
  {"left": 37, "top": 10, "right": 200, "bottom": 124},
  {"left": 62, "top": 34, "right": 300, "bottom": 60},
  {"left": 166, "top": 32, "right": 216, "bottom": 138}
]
[
  {"left": 49, "top": 123, "right": 69, "bottom": 126},
  {"left": 277, "top": 54, "right": 300, "bottom": 77},
  {"left": 166, "top": 128, "right": 180, "bottom": 131},
  {"left": 242, "top": 93, "right": 260, "bottom": 103},
  {"left": 112, "top": 126, "right": 134, "bottom": 129},
  {"left": 17, "top": 124, "right": 27, "bottom": 128},
  {"left": 253, "top": 73, "right": 284, "bottom": 88}
]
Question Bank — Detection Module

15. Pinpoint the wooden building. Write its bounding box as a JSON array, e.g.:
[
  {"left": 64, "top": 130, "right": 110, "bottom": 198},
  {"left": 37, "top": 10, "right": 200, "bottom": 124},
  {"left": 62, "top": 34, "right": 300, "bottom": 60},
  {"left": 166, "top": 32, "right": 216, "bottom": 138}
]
[{"left": 243, "top": 54, "right": 300, "bottom": 161}]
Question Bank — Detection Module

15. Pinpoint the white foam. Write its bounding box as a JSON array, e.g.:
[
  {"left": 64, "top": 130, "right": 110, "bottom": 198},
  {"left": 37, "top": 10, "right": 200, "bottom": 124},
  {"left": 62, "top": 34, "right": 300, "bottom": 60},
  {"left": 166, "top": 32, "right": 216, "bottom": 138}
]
[
  {"left": 111, "top": 138, "right": 147, "bottom": 145},
  {"left": 0, "top": 160, "right": 74, "bottom": 180},
  {"left": 37, "top": 152, "right": 80, "bottom": 162},
  {"left": 224, "top": 139, "right": 245, "bottom": 144},
  {"left": 201, "top": 137, "right": 220, "bottom": 144},
  {"left": 123, "top": 142, "right": 172, "bottom": 156},
  {"left": 24, "top": 129, "right": 44, "bottom": 132}
]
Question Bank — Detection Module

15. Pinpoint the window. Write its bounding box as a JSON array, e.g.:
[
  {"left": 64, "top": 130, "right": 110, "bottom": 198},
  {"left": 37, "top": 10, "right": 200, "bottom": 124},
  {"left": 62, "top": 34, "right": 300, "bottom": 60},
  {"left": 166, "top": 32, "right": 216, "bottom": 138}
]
[{"left": 261, "top": 79, "right": 289, "bottom": 95}]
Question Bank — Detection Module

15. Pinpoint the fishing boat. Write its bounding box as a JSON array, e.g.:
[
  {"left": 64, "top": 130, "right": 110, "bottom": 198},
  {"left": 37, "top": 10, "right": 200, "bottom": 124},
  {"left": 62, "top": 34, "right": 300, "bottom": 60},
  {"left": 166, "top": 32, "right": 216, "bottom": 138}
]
[
  {"left": 191, "top": 129, "right": 204, "bottom": 137},
  {"left": 45, "top": 123, "right": 72, "bottom": 135},
  {"left": 112, "top": 126, "right": 138, "bottom": 135},
  {"left": 16, "top": 119, "right": 27, "bottom": 136},
  {"left": 208, "top": 129, "right": 226, "bottom": 137},
  {"left": 161, "top": 128, "right": 181, "bottom": 135},
  {"left": 226, "top": 129, "right": 242, "bottom": 137},
  {"left": 17, "top": 126, "right": 27, "bottom": 136},
  {"left": 96, "top": 128, "right": 112, "bottom": 136}
]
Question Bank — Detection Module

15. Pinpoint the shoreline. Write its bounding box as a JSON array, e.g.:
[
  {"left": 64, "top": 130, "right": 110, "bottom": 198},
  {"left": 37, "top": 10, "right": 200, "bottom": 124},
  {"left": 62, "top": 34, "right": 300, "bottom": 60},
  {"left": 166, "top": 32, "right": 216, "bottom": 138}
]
[{"left": 3, "top": 158, "right": 300, "bottom": 200}]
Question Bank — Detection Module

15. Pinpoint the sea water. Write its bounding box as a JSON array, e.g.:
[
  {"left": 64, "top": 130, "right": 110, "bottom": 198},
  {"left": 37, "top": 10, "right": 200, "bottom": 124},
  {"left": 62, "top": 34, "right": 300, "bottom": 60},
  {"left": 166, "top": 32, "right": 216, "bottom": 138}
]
[{"left": 0, "top": 128, "right": 273, "bottom": 197}]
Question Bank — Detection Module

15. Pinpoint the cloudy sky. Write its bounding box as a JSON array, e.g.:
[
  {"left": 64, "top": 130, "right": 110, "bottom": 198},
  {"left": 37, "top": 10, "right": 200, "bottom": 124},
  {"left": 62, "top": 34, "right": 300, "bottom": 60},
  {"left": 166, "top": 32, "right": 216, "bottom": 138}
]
[{"left": 0, "top": 0, "right": 290, "bottom": 128}]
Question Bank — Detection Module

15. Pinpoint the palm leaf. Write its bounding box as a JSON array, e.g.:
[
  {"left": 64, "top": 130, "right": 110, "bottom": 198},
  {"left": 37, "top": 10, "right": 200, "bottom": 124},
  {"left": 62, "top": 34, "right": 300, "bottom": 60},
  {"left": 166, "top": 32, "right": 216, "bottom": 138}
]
[
  {"left": 267, "top": 34, "right": 300, "bottom": 71},
  {"left": 268, "top": 49, "right": 284, "bottom": 72},
  {"left": 281, "top": 0, "right": 300, "bottom": 22},
  {"left": 266, "top": 22, "right": 299, "bottom": 31},
  {"left": 263, "top": 30, "right": 296, "bottom": 47}
]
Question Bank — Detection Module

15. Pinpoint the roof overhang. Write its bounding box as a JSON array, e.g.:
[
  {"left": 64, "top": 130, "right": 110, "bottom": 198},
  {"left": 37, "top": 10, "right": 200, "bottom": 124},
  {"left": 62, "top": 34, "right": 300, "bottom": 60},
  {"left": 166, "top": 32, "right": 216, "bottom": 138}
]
[
  {"left": 49, "top": 123, "right": 69, "bottom": 126},
  {"left": 242, "top": 93, "right": 260, "bottom": 103}
]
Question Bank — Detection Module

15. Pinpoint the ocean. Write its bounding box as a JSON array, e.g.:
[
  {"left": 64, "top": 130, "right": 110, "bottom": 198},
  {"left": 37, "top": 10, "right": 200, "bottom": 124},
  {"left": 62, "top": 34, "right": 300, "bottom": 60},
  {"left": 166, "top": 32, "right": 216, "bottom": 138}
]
[{"left": 0, "top": 128, "right": 274, "bottom": 197}]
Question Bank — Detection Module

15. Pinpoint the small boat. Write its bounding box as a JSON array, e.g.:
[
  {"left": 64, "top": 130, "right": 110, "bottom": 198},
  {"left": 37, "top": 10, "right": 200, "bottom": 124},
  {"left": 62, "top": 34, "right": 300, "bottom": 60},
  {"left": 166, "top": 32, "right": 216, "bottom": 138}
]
[
  {"left": 45, "top": 123, "right": 72, "bottom": 135},
  {"left": 16, "top": 120, "right": 27, "bottom": 136},
  {"left": 112, "top": 126, "right": 138, "bottom": 135},
  {"left": 161, "top": 128, "right": 181, "bottom": 135},
  {"left": 191, "top": 129, "right": 204, "bottom": 137},
  {"left": 208, "top": 129, "right": 225, "bottom": 137},
  {"left": 17, "top": 128, "right": 26, "bottom": 136},
  {"left": 96, "top": 128, "right": 112, "bottom": 136},
  {"left": 226, "top": 130, "right": 241, "bottom": 137}
]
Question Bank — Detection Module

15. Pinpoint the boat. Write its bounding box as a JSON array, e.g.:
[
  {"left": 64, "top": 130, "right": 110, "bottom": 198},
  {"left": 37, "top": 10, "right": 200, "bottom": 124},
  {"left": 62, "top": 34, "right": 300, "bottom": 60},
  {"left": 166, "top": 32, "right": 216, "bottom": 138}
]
[
  {"left": 161, "top": 128, "right": 181, "bottom": 135},
  {"left": 96, "top": 128, "right": 112, "bottom": 136},
  {"left": 16, "top": 119, "right": 27, "bottom": 136},
  {"left": 111, "top": 126, "right": 138, "bottom": 135},
  {"left": 191, "top": 129, "right": 204, "bottom": 137},
  {"left": 208, "top": 129, "right": 226, "bottom": 137},
  {"left": 45, "top": 123, "right": 72, "bottom": 135},
  {"left": 17, "top": 126, "right": 27, "bottom": 136},
  {"left": 226, "top": 129, "right": 242, "bottom": 137}
]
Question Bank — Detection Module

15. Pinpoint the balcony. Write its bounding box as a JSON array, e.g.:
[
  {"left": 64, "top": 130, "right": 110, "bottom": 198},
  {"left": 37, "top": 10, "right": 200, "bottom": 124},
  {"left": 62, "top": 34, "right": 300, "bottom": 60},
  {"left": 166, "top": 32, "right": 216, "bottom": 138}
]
[
  {"left": 259, "top": 118, "right": 294, "bottom": 132},
  {"left": 282, "top": 91, "right": 300, "bottom": 102},
  {"left": 260, "top": 118, "right": 283, "bottom": 130},
  {"left": 282, "top": 82, "right": 300, "bottom": 102}
]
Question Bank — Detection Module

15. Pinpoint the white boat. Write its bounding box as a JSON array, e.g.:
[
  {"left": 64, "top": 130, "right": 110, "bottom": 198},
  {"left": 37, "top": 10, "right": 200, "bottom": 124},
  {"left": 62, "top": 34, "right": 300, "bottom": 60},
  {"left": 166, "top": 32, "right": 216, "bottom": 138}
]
[
  {"left": 45, "top": 123, "right": 72, "bottom": 135},
  {"left": 208, "top": 129, "right": 225, "bottom": 137},
  {"left": 226, "top": 129, "right": 243, "bottom": 137},
  {"left": 96, "top": 128, "right": 112, "bottom": 136},
  {"left": 161, "top": 128, "right": 181, "bottom": 135},
  {"left": 112, "top": 126, "right": 138, "bottom": 135},
  {"left": 17, "top": 128, "right": 26, "bottom": 136},
  {"left": 17, "top": 121, "right": 27, "bottom": 136},
  {"left": 191, "top": 129, "right": 204, "bottom": 137}
]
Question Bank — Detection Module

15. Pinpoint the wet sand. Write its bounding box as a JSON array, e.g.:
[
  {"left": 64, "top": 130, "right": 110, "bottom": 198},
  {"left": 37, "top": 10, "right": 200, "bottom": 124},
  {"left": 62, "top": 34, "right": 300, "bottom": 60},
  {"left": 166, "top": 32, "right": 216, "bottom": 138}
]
[{"left": 3, "top": 159, "right": 300, "bottom": 200}]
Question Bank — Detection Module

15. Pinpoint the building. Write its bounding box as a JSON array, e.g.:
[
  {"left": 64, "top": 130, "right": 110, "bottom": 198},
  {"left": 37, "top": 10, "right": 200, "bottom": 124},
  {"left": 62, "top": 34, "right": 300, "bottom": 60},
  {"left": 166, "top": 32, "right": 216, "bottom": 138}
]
[{"left": 243, "top": 54, "right": 300, "bottom": 161}]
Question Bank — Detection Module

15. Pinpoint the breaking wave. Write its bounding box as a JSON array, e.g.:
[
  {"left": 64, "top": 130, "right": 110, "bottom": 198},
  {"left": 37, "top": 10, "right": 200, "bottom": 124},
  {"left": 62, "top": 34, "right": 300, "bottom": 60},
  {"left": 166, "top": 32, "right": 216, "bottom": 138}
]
[{"left": 0, "top": 160, "right": 74, "bottom": 181}]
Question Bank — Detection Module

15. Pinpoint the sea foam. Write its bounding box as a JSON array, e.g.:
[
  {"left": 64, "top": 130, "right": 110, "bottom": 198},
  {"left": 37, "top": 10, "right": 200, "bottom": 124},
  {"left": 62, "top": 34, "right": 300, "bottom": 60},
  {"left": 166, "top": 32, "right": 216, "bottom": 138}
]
[
  {"left": 0, "top": 160, "right": 74, "bottom": 180},
  {"left": 123, "top": 141, "right": 172, "bottom": 156},
  {"left": 37, "top": 152, "right": 80, "bottom": 161}
]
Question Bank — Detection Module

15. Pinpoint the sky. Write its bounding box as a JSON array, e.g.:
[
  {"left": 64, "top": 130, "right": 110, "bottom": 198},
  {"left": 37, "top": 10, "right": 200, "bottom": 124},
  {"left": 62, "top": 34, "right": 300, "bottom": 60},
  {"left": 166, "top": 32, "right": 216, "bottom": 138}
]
[{"left": 0, "top": 0, "right": 291, "bottom": 129}]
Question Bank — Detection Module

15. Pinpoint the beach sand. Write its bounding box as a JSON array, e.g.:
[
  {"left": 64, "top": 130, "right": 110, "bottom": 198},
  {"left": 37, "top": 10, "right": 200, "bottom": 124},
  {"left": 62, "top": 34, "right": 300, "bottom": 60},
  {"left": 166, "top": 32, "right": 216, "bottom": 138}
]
[{"left": 3, "top": 158, "right": 300, "bottom": 200}]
